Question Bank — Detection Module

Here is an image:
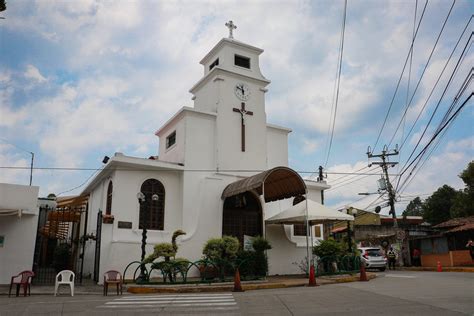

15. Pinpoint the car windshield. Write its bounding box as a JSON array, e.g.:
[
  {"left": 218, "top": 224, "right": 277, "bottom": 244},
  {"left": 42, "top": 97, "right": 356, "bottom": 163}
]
[{"left": 366, "top": 249, "right": 382, "bottom": 256}]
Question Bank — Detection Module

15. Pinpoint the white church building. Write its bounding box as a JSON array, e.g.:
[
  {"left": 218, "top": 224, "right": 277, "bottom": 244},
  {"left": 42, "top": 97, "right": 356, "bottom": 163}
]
[{"left": 81, "top": 24, "right": 330, "bottom": 281}]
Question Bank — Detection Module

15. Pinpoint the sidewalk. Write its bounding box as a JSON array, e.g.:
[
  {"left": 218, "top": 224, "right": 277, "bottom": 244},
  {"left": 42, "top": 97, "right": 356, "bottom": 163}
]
[
  {"left": 399, "top": 266, "right": 474, "bottom": 273},
  {"left": 0, "top": 273, "right": 376, "bottom": 296}
]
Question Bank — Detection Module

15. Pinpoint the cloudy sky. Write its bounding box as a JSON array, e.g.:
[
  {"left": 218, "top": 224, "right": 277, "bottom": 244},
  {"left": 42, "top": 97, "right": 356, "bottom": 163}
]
[{"left": 0, "top": 0, "right": 472, "bottom": 215}]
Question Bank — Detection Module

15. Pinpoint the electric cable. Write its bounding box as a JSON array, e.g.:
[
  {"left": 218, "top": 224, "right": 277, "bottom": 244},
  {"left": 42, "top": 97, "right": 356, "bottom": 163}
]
[
  {"left": 372, "top": 0, "right": 429, "bottom": 152},
  {"left": 324, "top": 0, "right": 348, "bottom": 167},
  {"left": 387, "top": 0, "right": 457, "bottom": 148}
]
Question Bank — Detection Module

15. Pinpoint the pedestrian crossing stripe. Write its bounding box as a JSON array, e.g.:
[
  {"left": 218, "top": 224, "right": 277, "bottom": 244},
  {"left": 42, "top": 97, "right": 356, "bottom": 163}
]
[{"left": 98, "top": 293, "right": 238, "bottom": 311}]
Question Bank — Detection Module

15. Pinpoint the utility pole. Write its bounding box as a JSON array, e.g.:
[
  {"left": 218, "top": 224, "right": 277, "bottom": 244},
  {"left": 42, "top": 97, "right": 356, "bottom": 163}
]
[
  {"left": 29, "top": 152, "right": 34, "bottom": 186},
  {"left": 367, "top": 145, "right": 399, "bottom": 227},
  {"left": 317, "top": 165, "right": 325, "bottom": 204}
]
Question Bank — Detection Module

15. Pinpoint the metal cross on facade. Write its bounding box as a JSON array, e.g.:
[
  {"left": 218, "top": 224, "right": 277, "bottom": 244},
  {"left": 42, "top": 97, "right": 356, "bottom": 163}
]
[
  {"left": 233, "top": 102, "right": 253, "bottom": 152},
  {"left": 225, "top": 20, "right": 237, "bottom": 39}
]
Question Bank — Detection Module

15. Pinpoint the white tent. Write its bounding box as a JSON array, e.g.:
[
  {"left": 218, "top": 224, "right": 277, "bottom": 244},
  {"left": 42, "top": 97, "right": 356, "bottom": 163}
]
[{"left": 266, "top": 199, "right": 354, "bottom": 225}]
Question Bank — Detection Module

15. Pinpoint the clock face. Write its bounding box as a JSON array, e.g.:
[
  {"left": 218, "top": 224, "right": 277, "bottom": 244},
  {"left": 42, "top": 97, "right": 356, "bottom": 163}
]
[{"left": 234, "top": 83, "right": 251, "bottom": 101}]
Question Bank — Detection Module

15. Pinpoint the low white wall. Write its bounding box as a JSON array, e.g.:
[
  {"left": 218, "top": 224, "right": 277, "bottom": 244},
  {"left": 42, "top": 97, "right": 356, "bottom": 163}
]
[
  {"left": 266, "top": 224, "right": 309, "bottom": 275},
  {"left": 0, "top": 184, "right": 39, "bottom": 284}
]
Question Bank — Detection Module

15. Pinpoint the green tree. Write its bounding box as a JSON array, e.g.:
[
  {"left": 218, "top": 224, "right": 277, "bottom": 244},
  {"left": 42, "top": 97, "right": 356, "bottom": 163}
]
[
  {"left": 450, "top": 161, "right": 474, "bottom": 218},
  {"left": 403, "top": 197, "right": 424, "bottom": 217},
  {"left": 423, "top": 185, "right": 457, "bottom": 225}
]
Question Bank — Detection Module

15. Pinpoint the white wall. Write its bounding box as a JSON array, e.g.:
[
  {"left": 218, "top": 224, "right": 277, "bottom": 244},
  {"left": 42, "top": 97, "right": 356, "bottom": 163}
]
[
  {"left": 0, "top": 184, "right": 39, "bottom": 284},
  {"left": 266, "top": 126, "right": 290, "bottom": 168}
]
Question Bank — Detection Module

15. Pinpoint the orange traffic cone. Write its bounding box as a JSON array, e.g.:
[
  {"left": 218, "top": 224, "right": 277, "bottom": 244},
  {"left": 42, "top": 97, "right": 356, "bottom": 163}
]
[
  {"left": 359, "top": 263, "right": 368, "bottom": 281},
  {"left": 308, "top": 265, "right": 318, "bottom": 286},
  {"left": 233, "top": 268, "right": 243, "bottom": 292},
  {"left": 437, "top": 261, "right": 442, "bottom": 272}
]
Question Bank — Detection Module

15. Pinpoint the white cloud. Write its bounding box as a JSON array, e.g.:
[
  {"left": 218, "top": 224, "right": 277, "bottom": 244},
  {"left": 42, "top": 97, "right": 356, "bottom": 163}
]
[
  {"left": 1, "top": 0, "right": 471, "bottom": 198},
  {"left": 24, "top": 65, "right": 47, "bottom": 83}
]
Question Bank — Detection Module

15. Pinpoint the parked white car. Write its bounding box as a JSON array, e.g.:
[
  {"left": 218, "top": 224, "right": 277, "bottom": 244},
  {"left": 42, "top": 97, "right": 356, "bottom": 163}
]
[{"left": 358, "top": 247, "right": 387, "bottom": 271}]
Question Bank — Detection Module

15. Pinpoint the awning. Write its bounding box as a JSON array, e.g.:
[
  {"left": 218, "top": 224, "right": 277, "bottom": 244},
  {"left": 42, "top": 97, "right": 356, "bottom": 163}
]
[
  {"left": 221, "top": 166, "right": 306, "bottom": 202},
  {"left": 56, "top": 195, "right": 89, "bottom": 208},
  {"left": 266, "top": 199, "right": 354, "bottom": 225},
  {"left": 0, "top": 208, "right": 23, "bottom": 217}
]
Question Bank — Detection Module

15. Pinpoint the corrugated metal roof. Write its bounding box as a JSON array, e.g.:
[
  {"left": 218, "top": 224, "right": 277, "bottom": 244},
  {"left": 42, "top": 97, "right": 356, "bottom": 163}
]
[
  {"left": 221, "top": 166, "right": 306, "bottom": 202},
  {"left": 433, "top": 216, "right": 474, "bottom": 228},
  {"left": 444, "top": 222, "right": 474, "bottom": 233}
]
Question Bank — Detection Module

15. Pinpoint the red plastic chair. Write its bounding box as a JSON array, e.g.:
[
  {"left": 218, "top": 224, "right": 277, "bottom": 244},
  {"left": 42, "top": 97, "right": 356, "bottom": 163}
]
[
  {"left": 103, "top": 270, "right": 123, "bottom": 296},
  {"left": 9, "top": 271, "right": 35, "bottom": 297}
]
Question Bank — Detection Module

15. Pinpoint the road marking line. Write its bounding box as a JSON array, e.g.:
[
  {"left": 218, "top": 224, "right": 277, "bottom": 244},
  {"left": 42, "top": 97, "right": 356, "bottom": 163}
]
[
  {"left": 99, "top": 302, "right": 238, "bottom": 308},
  {"left": 119, "top": 294, "right": 233, "bottom": 300},
  {"left": 384, "top": 274, "right": 416, "bottom": 278},
  {"left": 106, "top": 299, "right": 235, "bottom": 304}
]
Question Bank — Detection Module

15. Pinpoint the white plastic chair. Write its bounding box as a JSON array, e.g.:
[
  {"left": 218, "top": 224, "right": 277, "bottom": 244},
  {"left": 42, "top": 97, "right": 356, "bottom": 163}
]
[{"left": 54, "top": 270, "right": 75, "bottom": 296}]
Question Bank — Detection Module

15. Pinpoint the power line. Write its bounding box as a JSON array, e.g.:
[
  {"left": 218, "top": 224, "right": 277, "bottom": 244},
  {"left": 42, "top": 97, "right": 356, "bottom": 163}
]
[
  {"left": 387, "top": 0, "right": 458, "bottom": 148},
  {"left": 324, "top": 0, "right": 348, "bottom": 167},
  {"left": 328, "top": 165, "right": 370, "bottom": 186},
  {"left": 397, "top": 61, "right": 473, "bottom": 186},
  {"left": 398, "top": 0, "right": 419, "bottom": 175},
  {"left": 56, "top": 168, "right": 103, "bottom": 196},
  {"left": 397, "top": 92, "right": 473, "bottom": 185},
  {"left": 397, "top": 80, "right": 472, "bottom": 194},
  {"left": 0, "top": 138, "right": 33, "bottom": 155},
  {"left": 327, "top": 171, "right": 381, "bottom": 191},
  {"left": 0, "top": 165, "right": 399, "bottom": 176},
  {"left": 372, "top": 0, "right": 429, "bottom": 152},
  {"left": 398, "top": 22, "right": 472, "bottom": 151}
]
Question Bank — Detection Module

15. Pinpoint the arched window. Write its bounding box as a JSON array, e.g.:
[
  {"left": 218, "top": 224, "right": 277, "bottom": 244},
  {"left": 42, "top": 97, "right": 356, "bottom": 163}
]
[
  {"left": 139, "top": 179, "right": 165, "bottom": 230},
  {"left": 105, "top": 181, "right": 113, "bottom": 215}
]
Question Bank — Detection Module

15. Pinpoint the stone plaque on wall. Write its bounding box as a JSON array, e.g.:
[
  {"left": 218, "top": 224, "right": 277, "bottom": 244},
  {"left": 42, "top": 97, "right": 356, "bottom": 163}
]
[{"left": 117, "top": 221, "right": 132, "bottom": 229}]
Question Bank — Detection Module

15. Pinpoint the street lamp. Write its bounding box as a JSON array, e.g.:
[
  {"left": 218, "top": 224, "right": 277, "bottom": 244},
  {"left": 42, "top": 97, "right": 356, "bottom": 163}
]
[{"left": 136, "top": 191, "right": 159, "bottom": 283}]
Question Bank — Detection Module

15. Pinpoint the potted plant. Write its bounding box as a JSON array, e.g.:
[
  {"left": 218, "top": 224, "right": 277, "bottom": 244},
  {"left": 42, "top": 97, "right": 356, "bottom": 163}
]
[
  {"left": 313, "top": 238, "right": 345, "bottom": 273},
  {"left": 251, "top": 236, "right": 271, "bottom": 277},
  {"left": 102, "top": 214, "right": 114, "bottom": 224}
]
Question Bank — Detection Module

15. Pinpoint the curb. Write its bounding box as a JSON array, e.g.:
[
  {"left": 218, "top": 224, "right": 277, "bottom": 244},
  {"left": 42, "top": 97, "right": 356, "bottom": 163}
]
[
  {"left": 126, "top": 273, "right": 377, "bottom": 294},
  {"left": 0, "top": 273, "right": 377, "bottom": 296},
  {"left": 400, "top": 267, "right": 474, "bottom": 273}
]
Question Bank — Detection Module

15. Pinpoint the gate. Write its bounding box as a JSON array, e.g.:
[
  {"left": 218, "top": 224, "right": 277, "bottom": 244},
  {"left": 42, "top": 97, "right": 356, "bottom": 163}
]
[
  {"left": 93, "top": 210, "right": 102, "bottom": 282},
  {"left": 33, "top": 197, "right": 88, "bottom": 285}
]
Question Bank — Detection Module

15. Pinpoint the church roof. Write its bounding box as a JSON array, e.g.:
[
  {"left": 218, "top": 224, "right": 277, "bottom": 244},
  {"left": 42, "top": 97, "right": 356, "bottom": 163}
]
[
  {"left": 200, "top": 38, "right": 264, "bottom": 65},
  {"left": 81, "top": 154, "right": 184, "bottom": 194},
  {"left": 221, "top": 166, "right": 306, "bottom": 203}
]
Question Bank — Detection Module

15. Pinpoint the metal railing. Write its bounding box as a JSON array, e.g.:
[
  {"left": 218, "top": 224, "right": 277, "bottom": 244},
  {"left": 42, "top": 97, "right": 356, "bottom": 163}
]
[
  {"left": 123, "top": 257, "right": 256, "bottom": 284},
  {"left": 315, "top": 255, "right": 361, "bottom": 276}
]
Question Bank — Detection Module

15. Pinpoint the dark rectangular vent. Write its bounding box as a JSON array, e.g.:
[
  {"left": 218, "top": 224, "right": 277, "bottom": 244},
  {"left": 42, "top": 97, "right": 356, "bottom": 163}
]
[
  {"left": 234, "top": 55, "right": 250, "bottom": 69},
  {"left": 166, "top": 131, "right": 176, "bottom": 149},
  {"left": 209, "top": 58, "right": 219, "bottom": 71}
]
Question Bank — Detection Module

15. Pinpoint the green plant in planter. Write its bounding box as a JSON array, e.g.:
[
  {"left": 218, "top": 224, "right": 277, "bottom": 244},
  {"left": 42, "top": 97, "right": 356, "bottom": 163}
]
[
  {"left": 312, "top": 238, "right": 345, "bottom": 258},
  {"left": 202, "top": 236, "right": 239, "bottom": 262},
  {"left": 251, "top": 236, "right": 271, "bottom": 277},
  {"left": 202, "top": 236, "right": 239, "bottom": 280},
  {"left": 313, "top": 238, "right": 346, "bottom": 274},
  {"left": 143, "top": 229, "right": 186, "bottom": 282}
]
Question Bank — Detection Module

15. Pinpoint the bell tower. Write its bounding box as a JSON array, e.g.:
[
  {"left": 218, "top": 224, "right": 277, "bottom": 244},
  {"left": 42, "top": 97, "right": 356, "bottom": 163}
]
[{"left": 189, "top": 21, "right": 271, "bottom": 172}]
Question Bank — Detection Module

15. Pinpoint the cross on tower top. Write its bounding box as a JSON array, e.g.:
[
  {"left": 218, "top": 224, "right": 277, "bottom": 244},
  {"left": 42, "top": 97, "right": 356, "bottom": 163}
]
[{"left": 225, "top": 20, "right": 237, "bottom": 39}]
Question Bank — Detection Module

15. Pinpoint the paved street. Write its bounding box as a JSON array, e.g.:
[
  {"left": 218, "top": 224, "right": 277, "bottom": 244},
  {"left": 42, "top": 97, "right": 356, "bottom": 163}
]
[{"left": 0, "top": 271, "right": 472, "bottom": 315}]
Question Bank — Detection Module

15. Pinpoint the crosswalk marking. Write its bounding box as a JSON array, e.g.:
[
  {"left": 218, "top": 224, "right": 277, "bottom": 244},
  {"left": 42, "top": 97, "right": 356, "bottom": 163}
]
[
  {"left": 97, "top": 293, "right": 239, "bottom": 314},
  {"left": 385, "top": 274, "right": 416, "bottom": 278}
]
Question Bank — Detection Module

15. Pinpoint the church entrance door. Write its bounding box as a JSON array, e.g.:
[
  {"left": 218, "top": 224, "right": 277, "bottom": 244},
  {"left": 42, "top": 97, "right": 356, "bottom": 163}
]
[{"left": 222, "top": 191, "right": 262, "bottom": 247}]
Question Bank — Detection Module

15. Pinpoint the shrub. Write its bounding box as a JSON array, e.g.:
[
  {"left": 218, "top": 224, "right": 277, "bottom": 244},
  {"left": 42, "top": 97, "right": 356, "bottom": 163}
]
[
  {"left": 252, "top": 236, "right": 271, "bottom": 277},
  {"left": 252, "top": 236, "right": 272, "bottom": 252},
  {"left": 202, "top": 236, "right": 240, "bottom": 262},
  {"left": 144, "top": 243, "right": 175, "bottom": 263},
  {"left": 312, "top": 238, "right": 345, "bottom": 258}
]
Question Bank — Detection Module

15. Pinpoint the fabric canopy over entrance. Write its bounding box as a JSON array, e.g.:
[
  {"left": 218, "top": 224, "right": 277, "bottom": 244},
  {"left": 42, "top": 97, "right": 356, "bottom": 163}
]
[
  {"left": 221, "top": 166, "right": 306, "bottom": 202},
  {"left": 265, "top": 199, "right": 354, "bottom": 225}
]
